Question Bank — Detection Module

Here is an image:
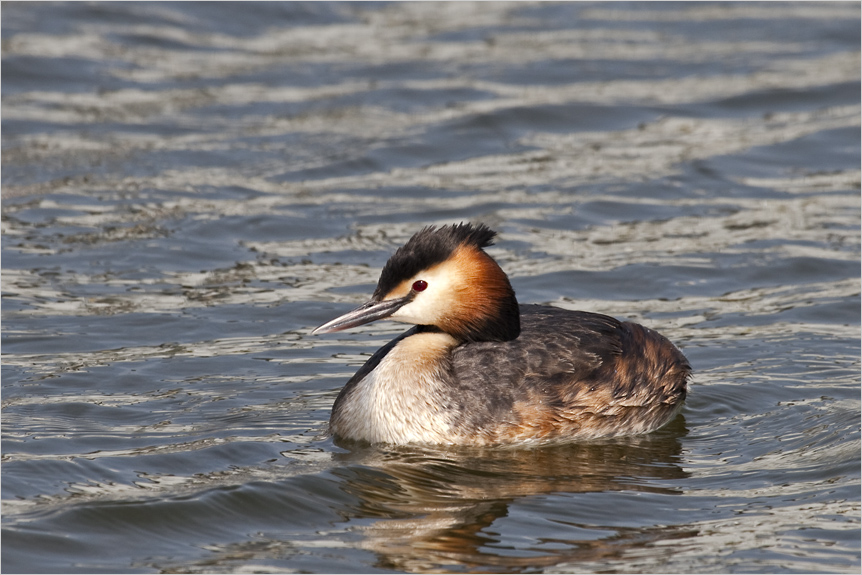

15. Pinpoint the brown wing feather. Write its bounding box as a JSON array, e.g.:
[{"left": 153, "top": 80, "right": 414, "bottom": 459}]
[{"left": 446, "top": 305, "right": 690, "bottom": 443}]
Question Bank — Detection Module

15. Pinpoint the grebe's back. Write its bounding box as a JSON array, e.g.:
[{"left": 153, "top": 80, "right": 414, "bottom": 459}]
[{"left": 444, "top": 305, "right": 689, "bottom": 444}]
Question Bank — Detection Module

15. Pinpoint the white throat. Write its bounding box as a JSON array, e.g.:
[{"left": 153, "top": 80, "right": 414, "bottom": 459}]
[{"left": 330, "top": 331, "right": 459, "bottom": 444}]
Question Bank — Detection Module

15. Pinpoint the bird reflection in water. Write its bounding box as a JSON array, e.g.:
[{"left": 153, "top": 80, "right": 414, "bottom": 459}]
[{"left": 331, "top": 415, "right": 693, "bottom": 572}]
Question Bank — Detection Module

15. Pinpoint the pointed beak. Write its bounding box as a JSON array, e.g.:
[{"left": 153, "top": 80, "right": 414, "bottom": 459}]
[{"left": 311, "top": 296, "right": 412, "bottom": 335}]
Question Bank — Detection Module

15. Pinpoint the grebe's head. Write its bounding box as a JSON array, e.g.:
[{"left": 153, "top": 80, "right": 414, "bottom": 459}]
[{"left": 312, "top": 223, "right": 520, "bottom": 342}]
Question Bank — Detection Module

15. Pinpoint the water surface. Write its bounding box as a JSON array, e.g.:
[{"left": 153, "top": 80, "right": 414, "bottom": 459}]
[{"left": 2, "top": 2, "right": 860, "bottom": 573}]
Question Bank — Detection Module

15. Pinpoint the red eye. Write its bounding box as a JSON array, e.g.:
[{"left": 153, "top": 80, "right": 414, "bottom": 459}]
[{"left": 412, "top": 280, "right": 428, "bottom": 292}]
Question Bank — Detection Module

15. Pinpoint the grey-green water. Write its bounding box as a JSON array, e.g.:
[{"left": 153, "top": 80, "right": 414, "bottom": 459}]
[{"left": 2, "top": 2, "right": 860, "bottom": 573}]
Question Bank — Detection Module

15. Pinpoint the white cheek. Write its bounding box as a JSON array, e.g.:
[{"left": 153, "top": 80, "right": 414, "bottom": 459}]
[
  {"left": 390, "top": 293, "right": 441, "bottom": 325},
  {"left": 389, "top": 269, "right": 455, "bottom": 325}
]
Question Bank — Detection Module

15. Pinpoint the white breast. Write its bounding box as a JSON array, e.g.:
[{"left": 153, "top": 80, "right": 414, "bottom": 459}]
[{"left": 330, "top": 332, "right": 459, "bottom": 444}]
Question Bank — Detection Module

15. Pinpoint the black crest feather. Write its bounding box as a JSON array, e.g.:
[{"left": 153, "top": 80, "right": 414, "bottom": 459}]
[{"left": 373, "top": 223, "right": 496, "bottom": 300}]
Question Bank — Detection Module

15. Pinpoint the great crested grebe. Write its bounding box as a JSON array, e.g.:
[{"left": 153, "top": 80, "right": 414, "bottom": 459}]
[{"left": 312, "top": 223, "right": 690, "bottom": 446}]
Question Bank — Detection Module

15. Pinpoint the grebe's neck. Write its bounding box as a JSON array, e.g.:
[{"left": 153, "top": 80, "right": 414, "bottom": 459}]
[
  {"left": 442, "top": 246, "right": 520, "bottom": 343},
  {"left": 330, "top": 331, "right": 460, "bottom": 444}
]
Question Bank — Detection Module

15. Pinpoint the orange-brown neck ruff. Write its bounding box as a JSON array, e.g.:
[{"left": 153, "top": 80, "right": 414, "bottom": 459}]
[{"left": 436, "top": 244, "right": 520, "bottom": 342}]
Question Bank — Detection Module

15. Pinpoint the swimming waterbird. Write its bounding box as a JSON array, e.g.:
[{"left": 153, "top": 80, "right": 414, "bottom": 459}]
[{"left": 312, "top": 223, "right": 690, "bottom": 446}]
